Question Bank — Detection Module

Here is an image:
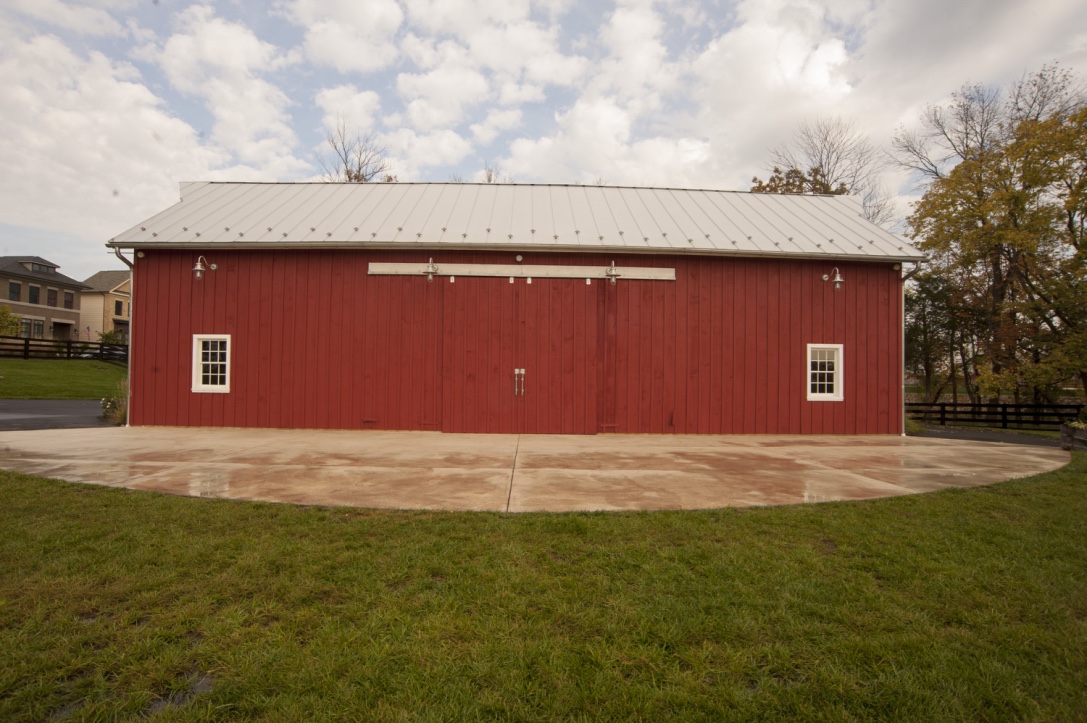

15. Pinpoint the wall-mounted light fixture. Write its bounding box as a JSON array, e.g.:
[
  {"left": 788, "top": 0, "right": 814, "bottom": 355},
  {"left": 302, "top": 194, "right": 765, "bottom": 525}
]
[
  {"left": 424, "top": 257, "right": 439, "bottom": 282},
  {"left": 193, "top": 256, "right": 217, "bottom": 281},
  {"left": 822, "top": 267, "right": 844, "bottom": 291},
  {"left": 605, "top": 260, "right": 621, "bottom": 285}
]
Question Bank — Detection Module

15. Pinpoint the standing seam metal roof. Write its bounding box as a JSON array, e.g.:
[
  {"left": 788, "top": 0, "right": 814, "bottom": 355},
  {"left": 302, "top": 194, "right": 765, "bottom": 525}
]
[{"left": 107, "top": 182, "right": 925, "bottom": 262}]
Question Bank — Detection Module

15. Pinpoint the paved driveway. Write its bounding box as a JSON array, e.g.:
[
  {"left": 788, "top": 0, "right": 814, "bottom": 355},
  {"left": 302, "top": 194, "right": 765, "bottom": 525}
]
[
  {"left": 0, "top": 427, "right": 1069, "bottom": 512},
  {"left": 0, "top": 400, "right": 110, "bottom": 431}
]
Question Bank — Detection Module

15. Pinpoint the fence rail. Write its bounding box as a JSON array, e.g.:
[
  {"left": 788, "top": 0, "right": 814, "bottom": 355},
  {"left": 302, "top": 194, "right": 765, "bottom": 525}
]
[
  {"left": 0, "top": 335, "right": 128, "bottom": 363},
  {"left": 906, "top": 402, "right": 1083, "bottom": 430}
]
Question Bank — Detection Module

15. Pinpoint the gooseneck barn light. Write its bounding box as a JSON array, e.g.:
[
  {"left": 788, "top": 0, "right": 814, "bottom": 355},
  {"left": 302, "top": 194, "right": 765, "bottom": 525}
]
[
  {"left": 822, "top": 267, "right": 844, "bottom": 290},
  {"left": 192, "top": 256, "right": 217, "bottom": 281}
]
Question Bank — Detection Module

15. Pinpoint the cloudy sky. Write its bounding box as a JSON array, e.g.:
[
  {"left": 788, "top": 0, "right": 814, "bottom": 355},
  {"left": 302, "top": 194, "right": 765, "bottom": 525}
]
[{"left": 1, "top": 0, "right": 1085, "bottom": 280}]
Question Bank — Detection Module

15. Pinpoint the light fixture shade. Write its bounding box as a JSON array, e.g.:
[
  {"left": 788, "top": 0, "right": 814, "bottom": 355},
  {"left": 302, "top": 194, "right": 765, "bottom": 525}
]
[
  {"left": 192, "top": 256, "right": 216, "bottom": 280},
  {"left": 823, "top": 267, "right": 844, "bottom": 290}
]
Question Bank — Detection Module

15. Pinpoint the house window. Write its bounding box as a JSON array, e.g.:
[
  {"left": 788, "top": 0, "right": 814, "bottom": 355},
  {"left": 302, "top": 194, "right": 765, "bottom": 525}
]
[
  {"left": 807, "top": 344, "right": 844, "bottom": 401},
  {"left": 8, "top": 282, "right": 19, "bottom": 301},
  {"left": 28, "top": 285, "right": 39, "bottom": 304},
  {"left": 114, "top": 300, "right": 123, "bottom": 316},
  {"left": 20, "top": 319, "right": 44, "bottom": 339},
  {"left": 63, "top": 291, "right": 74, "bottom": 309},
  {"left": 47, "top": 289, "right": 57, "bottom": 307},
  {"left": 192, "top": 335, "right": 231, "bottom": 393}
]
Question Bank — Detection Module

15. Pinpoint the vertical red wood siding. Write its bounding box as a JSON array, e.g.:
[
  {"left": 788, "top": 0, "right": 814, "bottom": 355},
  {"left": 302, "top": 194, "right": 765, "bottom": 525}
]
[{"left": 130, "top": 249, "right": 903, "bottom": 434}]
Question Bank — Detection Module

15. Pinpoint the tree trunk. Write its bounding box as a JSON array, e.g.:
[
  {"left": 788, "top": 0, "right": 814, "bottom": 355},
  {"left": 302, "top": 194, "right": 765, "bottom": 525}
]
[
  {"left": 949, "top": 337, "right": 958, "bottom": 404},
  {"left": 987, "top": 246, "right": 1008, "bottom": 404}
]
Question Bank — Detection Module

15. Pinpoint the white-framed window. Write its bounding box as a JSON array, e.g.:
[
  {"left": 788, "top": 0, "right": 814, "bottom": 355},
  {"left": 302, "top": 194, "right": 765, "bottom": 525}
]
[
  {"left": 192, "top": 334, "right": 231, "bottom": 393},
  {"left": 807, "top": 344, "right": 843, "bottom": 402}
]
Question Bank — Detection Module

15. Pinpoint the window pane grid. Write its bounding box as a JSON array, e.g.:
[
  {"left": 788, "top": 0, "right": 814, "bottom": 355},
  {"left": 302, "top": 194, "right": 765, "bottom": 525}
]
[
  {"left": 807, "top": 345, "right": 842, "bottom": 401},
  {"left": 200, "top": 340, "right": 228, "bottom": 386},
  {"left": 193, "top": 336, "right": 230, "bottom": 392}
]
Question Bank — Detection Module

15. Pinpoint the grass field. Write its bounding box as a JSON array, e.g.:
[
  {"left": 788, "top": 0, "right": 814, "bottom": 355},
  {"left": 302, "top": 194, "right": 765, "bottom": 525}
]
[
  {"left": 0, "top": 359, "right": 126, "bottom": 399},
  {"left": 1, "top": 455, "right": 1085, "bottom": 721}
]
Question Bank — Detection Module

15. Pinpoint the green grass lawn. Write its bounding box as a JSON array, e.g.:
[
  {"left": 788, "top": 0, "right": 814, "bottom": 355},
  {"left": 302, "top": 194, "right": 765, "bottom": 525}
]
[
  {"left": 0, "top": 359, "right": 126, "bottom": 399},
  {"left": 2, "top": 456, "right": 1085, "bottom": 721}
]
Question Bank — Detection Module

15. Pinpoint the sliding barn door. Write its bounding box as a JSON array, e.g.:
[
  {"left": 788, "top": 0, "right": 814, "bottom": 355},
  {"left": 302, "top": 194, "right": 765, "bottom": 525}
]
[{"left": 442, "top": 276, "right": 600, "bottom": 434}]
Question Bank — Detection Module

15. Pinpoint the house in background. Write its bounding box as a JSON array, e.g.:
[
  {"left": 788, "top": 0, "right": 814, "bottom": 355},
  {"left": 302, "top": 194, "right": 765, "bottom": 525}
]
[
  {"left": 108, "top": 182, "right": 924, "bottom": 435},
  {"left": 0, "top": 256, "right": 87, "bottom": 340},
  {"left": 80, "top": 270, "right": 132, "bottom": 342}
]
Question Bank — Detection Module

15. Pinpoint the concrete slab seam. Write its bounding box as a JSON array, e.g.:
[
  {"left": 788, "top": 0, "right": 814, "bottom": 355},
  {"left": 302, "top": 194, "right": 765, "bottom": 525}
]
[{"left": 506, "top": 434, "right": 521, "bottom": 513}]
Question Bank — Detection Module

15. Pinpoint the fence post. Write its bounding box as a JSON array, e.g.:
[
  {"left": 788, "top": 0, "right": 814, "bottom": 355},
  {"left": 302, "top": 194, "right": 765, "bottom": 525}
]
[
  {"left": 1001, "top": 404, "right": 1008, "bottom": 429},
  {"left": 66, "top": 339, "right": 72, "bottom": 359},
  {"left": 23, "top": 338, "right": 30, "bottom": 359},
  {"left": 940, "top": 403, "right": 946, "bottom": 426}
]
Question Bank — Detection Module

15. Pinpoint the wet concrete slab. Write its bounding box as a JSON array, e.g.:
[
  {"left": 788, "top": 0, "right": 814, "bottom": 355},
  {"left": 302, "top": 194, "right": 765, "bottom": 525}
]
[{"left": 0, "top": 427, "right": 1071, "bottom": 513}]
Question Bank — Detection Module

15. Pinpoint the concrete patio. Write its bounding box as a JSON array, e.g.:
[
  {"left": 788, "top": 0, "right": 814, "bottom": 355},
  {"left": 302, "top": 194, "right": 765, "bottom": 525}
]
[{"left": 0, "top": 427, "right": 1070, "bottom": 512}]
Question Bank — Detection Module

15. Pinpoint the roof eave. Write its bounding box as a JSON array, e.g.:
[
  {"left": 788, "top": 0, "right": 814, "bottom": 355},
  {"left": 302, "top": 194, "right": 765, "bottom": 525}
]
[
  {"left": 106, "top": 239, "right": 925, "bottom": 264},
  {"left": 0, "top": 268, "right": 91, "bottom": 289}
]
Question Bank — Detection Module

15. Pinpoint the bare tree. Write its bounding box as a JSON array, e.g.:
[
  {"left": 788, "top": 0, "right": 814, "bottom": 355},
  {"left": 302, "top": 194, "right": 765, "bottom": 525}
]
[
  {"left": 319, "top": 116, "right": 394, "bottom": 183},
  {"left": 479, "top": 162, "right": 513, "bottom": 183},
  {"left": 891, "top": 64, "right": 1083, "bottom": 182},
  {"left": 753, "top": 116, "right": 896, "bottom": 226},
  {"left": 891, "top": 84, "right": 1003, "bottom": 182}
]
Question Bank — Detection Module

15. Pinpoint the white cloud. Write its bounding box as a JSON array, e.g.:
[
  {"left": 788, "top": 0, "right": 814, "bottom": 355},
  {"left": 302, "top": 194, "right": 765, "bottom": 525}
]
[
  {"left": 470, "top": 108, "right": 523, "bottom": 144},
  {"left": 0, "top": 29, "right": 225, "bottom": 275},
  {"left": 397, "top": 42, "right": 491, "bottom": 129},
  {"left": 382, "top": 128, "right": 472, "bottom": 179},
  {"left": 681, "top": 0, "right": 859, "bottom": 190},
  {"left": 595, "top": 0, "right": 675, "bottom": 105},
  {"left": 503, "top": 97, "right": 709, "bottom": 186},
  {"left": 285, "top": 0, "right": 403, "bottom": 72},
  {"left": 398, "top": 1, "right": 588, "bottom": 123},
  {"left": 401, "top": 0, "right": 530, "bottom": 39},
  {"left": 315, "top": 85, "right": 382, "bottom": 132},
  {"left": 463, "top": 18, "right": 587, "bottom": 86},
  {"left": 498, "top": 81, "right": 545, "bottom": 105},
  {"left": 135, "top": 5, "right": 305, "bottom": 176},
  {"left": 2, "top": 0, "right": 127, "bottom": 36}
]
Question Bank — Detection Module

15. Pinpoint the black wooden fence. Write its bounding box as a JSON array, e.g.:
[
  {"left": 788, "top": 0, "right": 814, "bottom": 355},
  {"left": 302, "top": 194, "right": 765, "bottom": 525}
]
[
  {"left": 906, "top": 402, "right": 1083, "bottom": 430},
  {"left": 0, "top": 335, "right": 128, "bottom": 363}
]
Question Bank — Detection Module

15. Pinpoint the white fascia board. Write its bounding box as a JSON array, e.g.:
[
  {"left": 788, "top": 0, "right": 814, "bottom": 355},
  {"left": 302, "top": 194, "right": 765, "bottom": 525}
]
[{"left": 369, "top": 262, "right": 676, "bottom": 281}]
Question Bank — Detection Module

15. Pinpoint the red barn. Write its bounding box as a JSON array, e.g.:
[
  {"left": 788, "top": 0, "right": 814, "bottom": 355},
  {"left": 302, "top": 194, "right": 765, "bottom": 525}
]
[{"left": 108, "top": 182, "right": 923, "bottom": 435}]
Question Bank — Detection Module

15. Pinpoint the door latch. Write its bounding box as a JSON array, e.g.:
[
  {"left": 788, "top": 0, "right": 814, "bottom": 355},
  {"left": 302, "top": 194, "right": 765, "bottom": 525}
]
[{"left": 514, "top": 368, "right": 525, "bottom": 395}]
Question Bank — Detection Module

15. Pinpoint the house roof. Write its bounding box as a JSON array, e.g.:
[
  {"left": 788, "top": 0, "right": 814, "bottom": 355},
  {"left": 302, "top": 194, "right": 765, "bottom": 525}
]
[
  {"left": 0, "top": 256, "right": 88, "bottom": 289},
  {"left": 108, "top": 182, "right": 925, "bottom": 263},
  {"left": 82, "top": 270, "right": 131, "bottom": 293}
]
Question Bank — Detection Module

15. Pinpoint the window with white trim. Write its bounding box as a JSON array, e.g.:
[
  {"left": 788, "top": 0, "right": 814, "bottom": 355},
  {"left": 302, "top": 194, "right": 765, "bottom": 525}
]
[
  {"left": 807, "top": 344, "right": 843, "bottom": 401},
  {"left": 192, "top": 335, "right": 231, "bottom": 393}
]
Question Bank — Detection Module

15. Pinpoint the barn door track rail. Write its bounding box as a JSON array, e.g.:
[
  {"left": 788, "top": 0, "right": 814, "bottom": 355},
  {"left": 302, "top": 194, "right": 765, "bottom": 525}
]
[{"left": 369, "top": 260, "right": 676, "bottom": 284}]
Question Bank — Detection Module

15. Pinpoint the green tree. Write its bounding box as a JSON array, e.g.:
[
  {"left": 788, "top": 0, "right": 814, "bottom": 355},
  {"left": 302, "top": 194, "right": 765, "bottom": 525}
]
[
  {"left": 0, "top": 305, "right": 20, "bottom": 336},
  {"left": 97, "top": 329, "right": 126, "bottom": 345},
  {"left": 904, "top": 67, "right": 1087, "bottom": 401},
  {"left": 751, "top": 165, "right": 847, "bottom": 195}
]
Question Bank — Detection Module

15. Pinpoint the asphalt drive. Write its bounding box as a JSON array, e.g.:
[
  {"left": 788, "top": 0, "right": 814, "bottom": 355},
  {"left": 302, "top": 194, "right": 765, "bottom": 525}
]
[
  {"left": 0, "top": 399, "right": 111, "bottom": 431},
  {"left": 915, "top": 425, "right": 1062, "bottom": 447}
]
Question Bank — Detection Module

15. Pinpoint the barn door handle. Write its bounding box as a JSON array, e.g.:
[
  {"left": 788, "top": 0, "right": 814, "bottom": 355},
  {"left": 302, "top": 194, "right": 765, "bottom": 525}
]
[
  {"left": 520, "top": 368, "right": 526, "bottom": 396},
  {"left": 514, "top": 368, "right": 525, "bottom": 396}
]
